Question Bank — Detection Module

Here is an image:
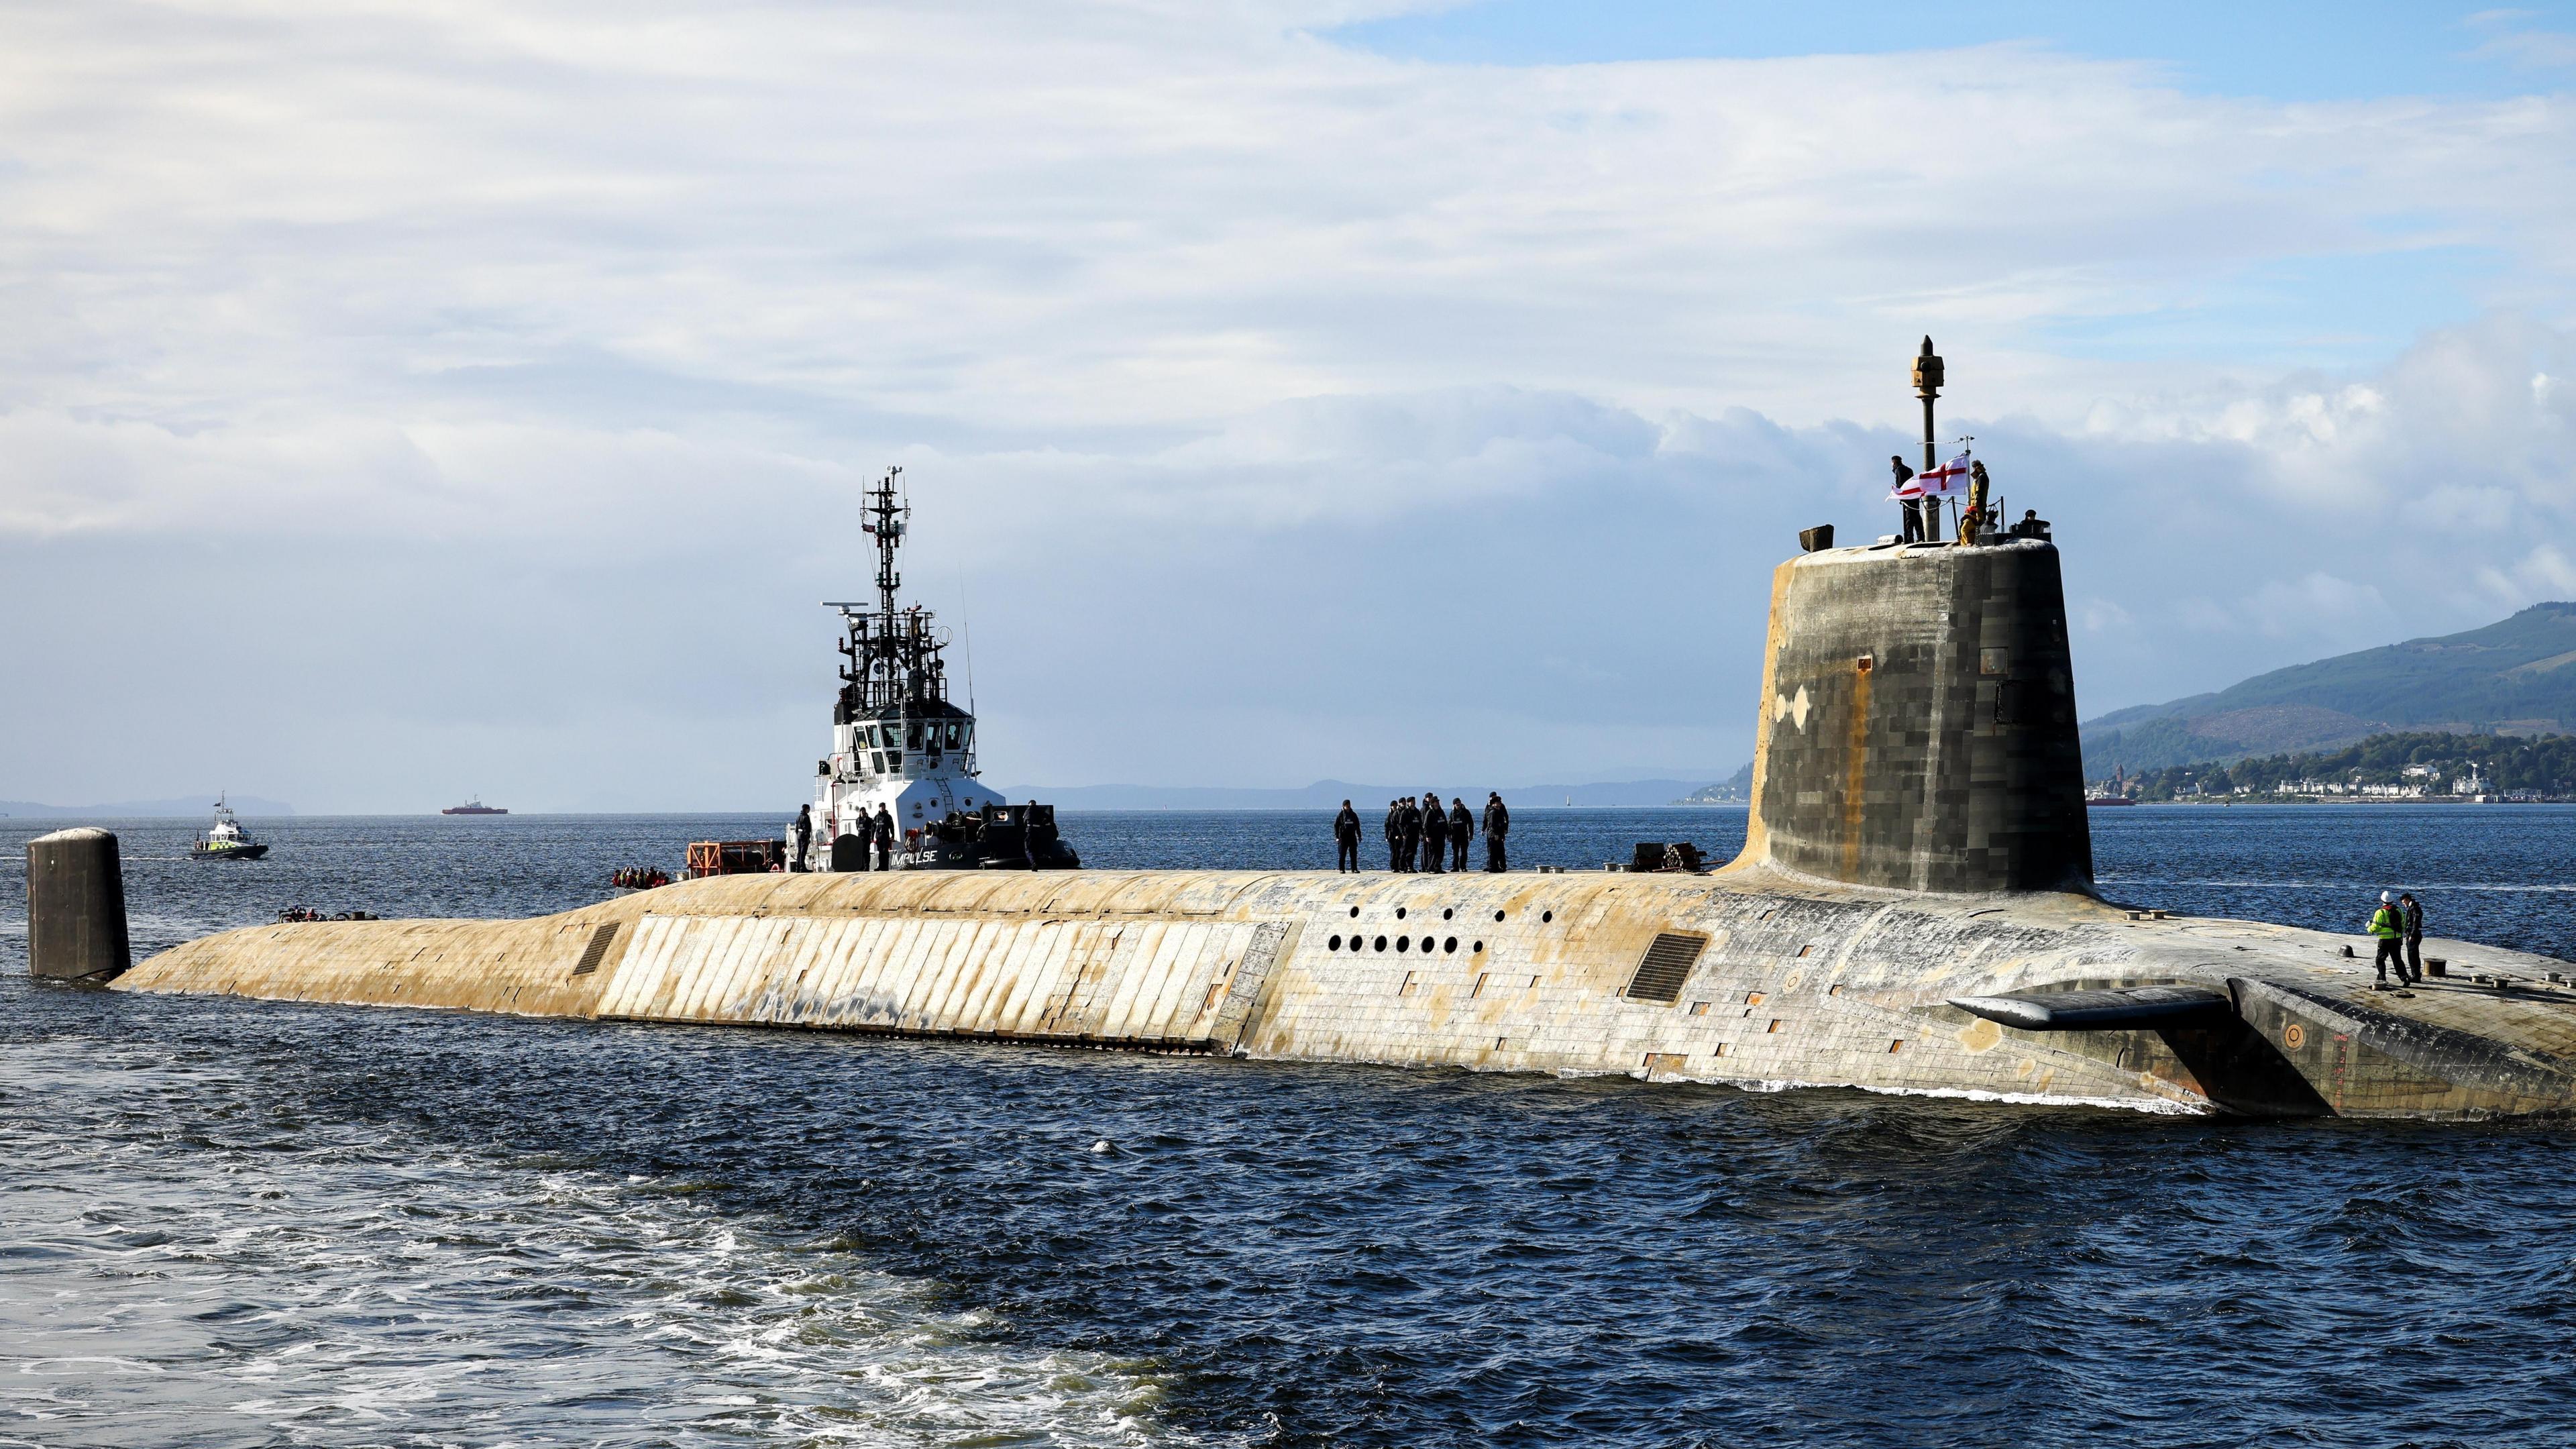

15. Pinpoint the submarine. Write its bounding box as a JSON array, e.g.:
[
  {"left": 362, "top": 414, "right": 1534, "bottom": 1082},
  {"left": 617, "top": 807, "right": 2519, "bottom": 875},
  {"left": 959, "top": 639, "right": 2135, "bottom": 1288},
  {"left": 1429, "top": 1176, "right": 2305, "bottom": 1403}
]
[{"left": 90, "top": 351, "right": 2576, "bottom": 1120}]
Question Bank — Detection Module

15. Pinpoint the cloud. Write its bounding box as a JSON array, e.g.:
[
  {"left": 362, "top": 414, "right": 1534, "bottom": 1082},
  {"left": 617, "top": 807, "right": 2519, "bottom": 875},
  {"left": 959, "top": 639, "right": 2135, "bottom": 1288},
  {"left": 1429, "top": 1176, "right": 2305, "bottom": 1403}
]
[
  {"left": 2470, "top": 8, "right": 2576, "bottom": 68},
  {"left": 2, "top": 3, "right": 2576, "bottom": 806}
]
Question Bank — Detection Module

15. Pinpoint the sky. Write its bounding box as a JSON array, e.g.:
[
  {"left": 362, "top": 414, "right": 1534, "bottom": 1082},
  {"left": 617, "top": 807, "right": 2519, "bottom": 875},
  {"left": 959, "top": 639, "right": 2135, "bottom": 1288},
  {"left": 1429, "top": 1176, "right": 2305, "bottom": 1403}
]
[{"left": 3, "top": 0, "right": 2575, "bottom": 811}]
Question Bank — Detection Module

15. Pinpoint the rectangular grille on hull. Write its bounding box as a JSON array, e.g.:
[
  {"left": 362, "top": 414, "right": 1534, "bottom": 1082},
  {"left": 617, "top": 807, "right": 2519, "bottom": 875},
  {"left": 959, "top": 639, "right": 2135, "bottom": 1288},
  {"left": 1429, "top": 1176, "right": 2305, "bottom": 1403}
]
[
  {"left": 1623, "top": 932, "right": 1708, "bottom": 1004},
  {"left": 570, "top": 922, "right": 620, "bottom": 976}
]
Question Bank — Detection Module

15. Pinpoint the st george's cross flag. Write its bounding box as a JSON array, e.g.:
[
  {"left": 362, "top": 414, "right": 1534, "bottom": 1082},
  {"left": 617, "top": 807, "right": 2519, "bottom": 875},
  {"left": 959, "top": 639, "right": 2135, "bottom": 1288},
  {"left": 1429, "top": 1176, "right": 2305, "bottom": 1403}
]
[{"left": 1913, "top": 451, "right": 1972, "bottom": 496}]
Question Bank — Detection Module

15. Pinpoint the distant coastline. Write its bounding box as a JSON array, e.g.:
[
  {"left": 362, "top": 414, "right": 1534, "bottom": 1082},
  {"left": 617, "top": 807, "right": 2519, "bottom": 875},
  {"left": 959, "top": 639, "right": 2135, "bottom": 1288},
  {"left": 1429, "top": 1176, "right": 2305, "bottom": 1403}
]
[{"left": 0, "top": 794, "right": 297, "bottom": 818}]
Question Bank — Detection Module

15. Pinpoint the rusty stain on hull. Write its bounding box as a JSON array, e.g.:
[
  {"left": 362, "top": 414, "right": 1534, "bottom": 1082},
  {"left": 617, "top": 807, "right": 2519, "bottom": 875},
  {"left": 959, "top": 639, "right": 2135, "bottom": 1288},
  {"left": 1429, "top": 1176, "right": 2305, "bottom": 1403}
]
[{"left": 1840, "top": 655, "right": 1872, "bottom": 881}]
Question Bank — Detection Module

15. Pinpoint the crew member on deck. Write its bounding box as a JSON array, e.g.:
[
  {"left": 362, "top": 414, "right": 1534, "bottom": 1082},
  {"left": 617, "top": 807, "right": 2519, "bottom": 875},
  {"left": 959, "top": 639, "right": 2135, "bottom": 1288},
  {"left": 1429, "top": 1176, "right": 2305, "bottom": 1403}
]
[
  {"left": 2400, "top": 892, "right": 2427, "bottom": 984},
  {"left": 1483, "top": 792, "right": 1509, "bottom": 873},
  {"left": 1385, "top": 800, "right": 1405, "bottom": 871},
  {"left": 1334, "top": 800, "right": 1362, "bottom": 873},
  {"left": 1892, "top": 455, "right": 1921, "bottom": 542},
  {"left": 1400, "top": 796, "right": 1424, "bottom": 872},
  {"left": 792, "top": 805, "right": 813, "bottom": 872},
  {"left": 1421, "top": 790, "right": 1447, "bottom": 874},
  {"left": 873, "top": 804, "right": 897, "bottom": 871},
  {"left": 2369, "top": 891, "right": 2416, "bottom": 987},
  {"left": 1448, "top": 796, "right": 1474, "bottom": 872}
]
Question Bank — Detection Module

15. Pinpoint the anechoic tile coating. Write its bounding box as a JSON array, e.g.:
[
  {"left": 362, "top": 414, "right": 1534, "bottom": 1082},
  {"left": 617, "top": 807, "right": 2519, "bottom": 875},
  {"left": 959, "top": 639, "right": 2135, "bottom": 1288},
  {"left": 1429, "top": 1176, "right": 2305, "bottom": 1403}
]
[
  {"left": 116, "top": 863, "right": 2576, "bottom": 1118},
  {"left": 1746, "top": 539, "right": 2091, "bottom": 894}
]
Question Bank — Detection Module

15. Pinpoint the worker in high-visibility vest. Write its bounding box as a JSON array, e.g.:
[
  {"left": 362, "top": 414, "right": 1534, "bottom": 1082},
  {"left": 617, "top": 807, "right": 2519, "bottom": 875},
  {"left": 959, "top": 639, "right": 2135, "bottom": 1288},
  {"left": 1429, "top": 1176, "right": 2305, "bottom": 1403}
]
[{"left": 2368, "top": 890, "right": 2416, "bottom": 987}]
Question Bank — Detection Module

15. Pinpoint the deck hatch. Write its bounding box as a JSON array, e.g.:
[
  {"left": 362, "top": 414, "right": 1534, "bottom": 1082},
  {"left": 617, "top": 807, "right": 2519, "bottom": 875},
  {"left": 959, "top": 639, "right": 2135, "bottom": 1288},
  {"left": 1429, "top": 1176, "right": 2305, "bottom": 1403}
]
[
  {"left": 571, "top": 922, "right": 621, "bottom": 976},
  {"left": 1623, "top": 932, "right": 1708, "bottom": 1004}
]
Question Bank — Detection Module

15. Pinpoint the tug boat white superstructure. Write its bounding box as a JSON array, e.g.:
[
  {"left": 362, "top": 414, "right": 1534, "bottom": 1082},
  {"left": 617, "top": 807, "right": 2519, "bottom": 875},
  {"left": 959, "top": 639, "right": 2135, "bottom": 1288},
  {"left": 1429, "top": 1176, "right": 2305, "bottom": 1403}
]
[
  {"left": 794, "top": 469, "right": 1076, "bottom": 872},
  {"left": 189, "top": 796, "right": 270, "bottom": 861}
]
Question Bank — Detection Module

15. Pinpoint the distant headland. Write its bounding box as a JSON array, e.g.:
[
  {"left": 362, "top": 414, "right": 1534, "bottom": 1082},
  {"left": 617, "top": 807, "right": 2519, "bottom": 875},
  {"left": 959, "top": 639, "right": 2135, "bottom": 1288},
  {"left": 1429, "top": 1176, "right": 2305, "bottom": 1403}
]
[{"left": 1, "top": 794, "right": 297, "bottom": 818}]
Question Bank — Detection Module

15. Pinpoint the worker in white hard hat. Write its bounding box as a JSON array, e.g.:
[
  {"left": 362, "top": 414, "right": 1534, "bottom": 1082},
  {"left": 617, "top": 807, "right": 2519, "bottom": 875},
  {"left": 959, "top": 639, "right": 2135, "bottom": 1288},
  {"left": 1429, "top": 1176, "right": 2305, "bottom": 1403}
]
[{"left": 2367, "top": 891, "right": 2414, "bottom": 987}]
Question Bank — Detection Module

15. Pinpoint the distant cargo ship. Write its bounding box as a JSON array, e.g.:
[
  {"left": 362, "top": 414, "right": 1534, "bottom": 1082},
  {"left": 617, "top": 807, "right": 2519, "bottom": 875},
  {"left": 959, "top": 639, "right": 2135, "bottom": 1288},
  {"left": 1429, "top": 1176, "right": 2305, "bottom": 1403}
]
[{"left": 441, "top": 798, "right": 508, "bottom": 816}]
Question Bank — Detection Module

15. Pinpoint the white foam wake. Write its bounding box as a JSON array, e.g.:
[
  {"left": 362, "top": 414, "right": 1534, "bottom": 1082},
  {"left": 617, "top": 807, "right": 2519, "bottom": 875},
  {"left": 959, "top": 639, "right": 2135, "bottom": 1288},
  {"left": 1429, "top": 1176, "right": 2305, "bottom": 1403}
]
[{"left": 0, "top": 1042, "right": 1195, "bottom": 1448}]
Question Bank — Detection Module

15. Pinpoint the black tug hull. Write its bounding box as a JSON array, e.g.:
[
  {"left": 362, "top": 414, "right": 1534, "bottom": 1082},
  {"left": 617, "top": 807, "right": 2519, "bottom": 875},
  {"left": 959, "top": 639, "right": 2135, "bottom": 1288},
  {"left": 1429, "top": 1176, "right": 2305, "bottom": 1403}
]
[{"left": 826, "top": 835, "right": 1079, "bottom": 873}]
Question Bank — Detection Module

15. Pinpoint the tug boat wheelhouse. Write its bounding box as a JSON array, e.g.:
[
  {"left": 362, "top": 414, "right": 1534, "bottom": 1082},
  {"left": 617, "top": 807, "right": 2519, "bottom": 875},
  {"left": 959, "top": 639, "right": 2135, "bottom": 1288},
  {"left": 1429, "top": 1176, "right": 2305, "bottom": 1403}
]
[
  {"left": 189, "top": 796, "right": 270, "bottom": 861},
  {"left": 796, "top": 468, "right": 1077, "bottom": 872}
]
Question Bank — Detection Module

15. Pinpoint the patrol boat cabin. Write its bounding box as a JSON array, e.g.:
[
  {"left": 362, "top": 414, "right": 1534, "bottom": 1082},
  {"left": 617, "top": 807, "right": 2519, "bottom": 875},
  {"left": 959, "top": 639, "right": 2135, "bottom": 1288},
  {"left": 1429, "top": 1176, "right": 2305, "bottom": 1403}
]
[{"left": 799, "top": 469, "right": 1076, "bottom": 872}]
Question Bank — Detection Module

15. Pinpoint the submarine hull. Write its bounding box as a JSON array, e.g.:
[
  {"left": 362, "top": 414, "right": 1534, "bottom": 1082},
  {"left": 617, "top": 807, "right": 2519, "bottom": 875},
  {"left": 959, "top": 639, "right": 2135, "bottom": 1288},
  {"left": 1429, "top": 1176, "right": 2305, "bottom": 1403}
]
[{"left": 114, "top": 867, "right": 2576, "bottom": 1119}]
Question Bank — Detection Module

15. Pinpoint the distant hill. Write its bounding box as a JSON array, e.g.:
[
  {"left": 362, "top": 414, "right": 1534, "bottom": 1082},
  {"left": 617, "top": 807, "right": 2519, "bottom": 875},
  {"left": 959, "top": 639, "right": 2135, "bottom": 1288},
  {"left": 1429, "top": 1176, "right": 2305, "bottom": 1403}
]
[
  {"left": 1672, "top": 763, "right": 1754, "bottom": 804},
  {"left": 998, "top": 777, "right": 1724, "bottom": 810},
  {"left": 2083, "top": 602, "right": 2576, "bottom": 775},
  {"left": 0, "top": 794, "right": 297, "bottom": 818}
]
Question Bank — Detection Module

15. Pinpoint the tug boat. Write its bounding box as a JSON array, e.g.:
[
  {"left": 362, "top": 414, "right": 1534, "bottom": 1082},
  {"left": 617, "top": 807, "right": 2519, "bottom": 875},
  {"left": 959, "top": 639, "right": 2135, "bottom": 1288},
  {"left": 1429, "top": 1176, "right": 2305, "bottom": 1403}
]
[
  {"left": 189, "top": 797, "right": 270, "bottom": 861},
  {"left": 790, "top": 468, "right": 1077, "bottom": 872}
]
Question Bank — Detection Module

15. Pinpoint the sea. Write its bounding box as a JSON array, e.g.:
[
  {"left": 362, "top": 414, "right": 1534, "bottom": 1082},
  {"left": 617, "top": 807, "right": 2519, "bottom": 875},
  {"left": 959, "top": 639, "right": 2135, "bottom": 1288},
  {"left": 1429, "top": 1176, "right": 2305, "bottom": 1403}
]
[{"left": 4, "top": 804, "right": 2575, "bottom": 1448}]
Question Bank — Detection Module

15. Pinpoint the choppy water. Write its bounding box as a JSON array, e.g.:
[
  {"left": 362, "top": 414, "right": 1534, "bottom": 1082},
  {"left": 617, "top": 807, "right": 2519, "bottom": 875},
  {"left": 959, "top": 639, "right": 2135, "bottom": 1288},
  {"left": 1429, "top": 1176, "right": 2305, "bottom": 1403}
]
[{"left": 5, "top": 806, "right": 2575, "bottom": 1446}]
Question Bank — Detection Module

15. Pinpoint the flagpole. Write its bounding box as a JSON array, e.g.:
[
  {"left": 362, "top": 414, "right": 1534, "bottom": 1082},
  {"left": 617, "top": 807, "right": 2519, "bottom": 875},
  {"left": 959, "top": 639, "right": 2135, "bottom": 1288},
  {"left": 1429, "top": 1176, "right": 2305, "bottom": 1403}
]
[{"left": 1912, "top": 337, "right": 1944, "bottom": 543}]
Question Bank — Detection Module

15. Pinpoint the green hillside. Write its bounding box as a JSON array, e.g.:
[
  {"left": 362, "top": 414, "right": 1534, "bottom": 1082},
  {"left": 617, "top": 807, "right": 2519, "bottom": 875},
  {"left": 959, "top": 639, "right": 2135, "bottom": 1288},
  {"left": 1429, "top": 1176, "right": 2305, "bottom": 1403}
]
[
  {"left": 2082, "top": 602, "right": 2576, "bottom": 775},
  {"left": 2108, "top": 731, "right": 2576, "bottom": 801}
]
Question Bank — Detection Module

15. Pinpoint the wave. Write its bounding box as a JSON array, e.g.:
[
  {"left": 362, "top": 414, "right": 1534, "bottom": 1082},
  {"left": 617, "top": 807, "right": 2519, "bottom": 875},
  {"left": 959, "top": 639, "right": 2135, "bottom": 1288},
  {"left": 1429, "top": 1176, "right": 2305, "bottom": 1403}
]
[{"left": 0, "top": 1042, "right": 1193, "bottom": 1448}]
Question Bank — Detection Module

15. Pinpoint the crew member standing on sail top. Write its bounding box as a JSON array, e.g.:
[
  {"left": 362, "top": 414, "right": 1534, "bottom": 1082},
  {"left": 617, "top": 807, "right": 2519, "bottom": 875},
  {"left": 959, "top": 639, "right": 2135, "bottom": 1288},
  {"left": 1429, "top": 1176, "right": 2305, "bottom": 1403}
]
[
  {"left": 1334, "top": 800, "right": 1362, "bottom": 873},
  {"left": 1892, "top": 455, "right": 1921, "bottom": 542},
  {"left": 1421, "top": 790, "right": 1447, "bottom": 875},
  {"left": 1384, "top": 799, "right": 1405, "bottom": 871},
  {"left": 1483, "top": 792, "right": 1509, "bottom": 872},
  {"left": 1448, "top": 797, "right": 1474, "bottom": 872}
]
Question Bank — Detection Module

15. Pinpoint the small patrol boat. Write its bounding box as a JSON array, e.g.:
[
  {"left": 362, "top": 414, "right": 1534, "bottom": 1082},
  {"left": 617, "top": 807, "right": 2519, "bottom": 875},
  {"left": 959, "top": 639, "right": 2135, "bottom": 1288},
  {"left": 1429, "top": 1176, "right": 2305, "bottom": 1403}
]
[
  {"left": 791, "top": 468, "right": 1077, "bottom": 872},
  {"left": 189, "top": 797, "right": 270, "bottom": 861}
]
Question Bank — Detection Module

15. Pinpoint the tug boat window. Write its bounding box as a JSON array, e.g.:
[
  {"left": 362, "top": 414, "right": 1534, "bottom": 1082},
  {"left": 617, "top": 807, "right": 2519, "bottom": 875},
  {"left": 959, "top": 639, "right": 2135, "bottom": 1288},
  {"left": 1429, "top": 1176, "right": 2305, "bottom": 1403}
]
[
  {"left": 943, "top": 721, "right": 964, "bottom": 750},
  {"left": 907, "top": 721, "right": 924, "bottom": 749}
]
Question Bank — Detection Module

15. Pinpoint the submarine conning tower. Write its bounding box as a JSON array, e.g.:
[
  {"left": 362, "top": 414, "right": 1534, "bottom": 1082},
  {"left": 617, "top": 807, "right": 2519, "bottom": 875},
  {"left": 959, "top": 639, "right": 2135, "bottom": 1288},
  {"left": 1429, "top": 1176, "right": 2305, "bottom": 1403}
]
[{"left": 1735, "top": 536, "right": 2093, "bottom": 894}]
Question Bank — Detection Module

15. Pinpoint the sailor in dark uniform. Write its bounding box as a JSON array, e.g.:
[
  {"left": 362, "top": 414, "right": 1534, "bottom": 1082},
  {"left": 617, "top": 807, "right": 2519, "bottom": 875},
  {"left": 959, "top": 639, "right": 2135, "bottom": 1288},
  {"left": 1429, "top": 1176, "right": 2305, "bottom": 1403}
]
[
  {"left": 792, "top": 804, "right": 813, "bottom": 871},
  {"left": 1420, "top": 790, "right": 1446, "bottom": 874},
  {"left": 1482, "top": 792, "right": 1509, "bottom": 872},
  {"left": 1385, "top": 800, "right": 1405, "bottom": 871},
  {"left": 873, "top": 804, "right": 897, "bottom": 871},
  {"left": 1448, "top": 796, "right": 1474, "bottom": 872},
  {"left": 1400, "top": 796, "right": 1424, "bottom": 871},
  {"left": 1334, "top": 800, "right": 1362, "bottom": 873},
  {"left": 1892, "top": 455, "right": 1921, "bottom": 542}
]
